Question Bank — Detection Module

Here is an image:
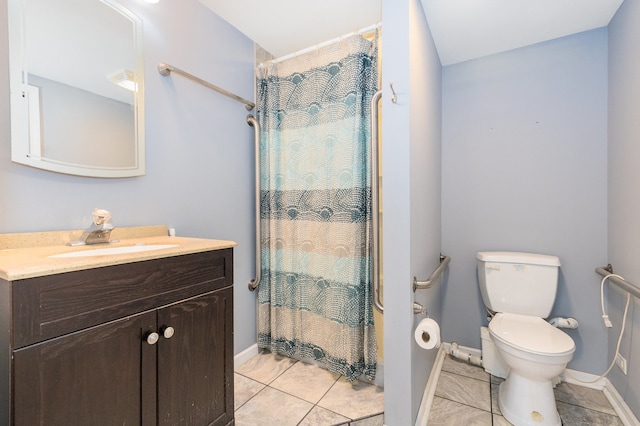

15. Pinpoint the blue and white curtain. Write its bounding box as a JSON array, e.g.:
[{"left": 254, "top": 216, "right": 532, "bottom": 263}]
[{"left": 256, "top": 31, "right": 379, "bottom": 381}]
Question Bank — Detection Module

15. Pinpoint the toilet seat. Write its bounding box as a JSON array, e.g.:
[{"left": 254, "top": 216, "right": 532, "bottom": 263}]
[
  {"left": 489, "top": 312, "right": 574, "bottom": 426},
  {"left": 489, "top": 312, "right": 575, "bottom": 357}
]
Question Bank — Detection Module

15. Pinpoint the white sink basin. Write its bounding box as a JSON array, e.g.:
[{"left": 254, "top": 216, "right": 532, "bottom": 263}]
[{"left": 49, "top": 244, "right": 179, "bottom": 258}]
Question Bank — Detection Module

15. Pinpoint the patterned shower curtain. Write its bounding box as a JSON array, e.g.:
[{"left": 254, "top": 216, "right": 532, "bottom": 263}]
[{"left": 256, "top": 31, "right": 379, "bottom": 382}]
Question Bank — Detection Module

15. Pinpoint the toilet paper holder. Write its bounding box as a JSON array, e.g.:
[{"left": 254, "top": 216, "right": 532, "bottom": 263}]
[{"left": 413, "top": 302, "right": 427, "bottom": 315}]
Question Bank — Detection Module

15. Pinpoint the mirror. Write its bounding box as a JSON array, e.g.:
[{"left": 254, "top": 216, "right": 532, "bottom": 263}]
[{"left": 8, "top": 0, "right": 145, "bottom": 178}]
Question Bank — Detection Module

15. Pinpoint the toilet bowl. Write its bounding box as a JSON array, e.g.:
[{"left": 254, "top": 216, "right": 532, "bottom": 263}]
[
  {"left": 477, "top": 251, "right": 576, "bottom": 425},
  {"left": 489, "top": 312, "right": 575, "bottom": 426}
]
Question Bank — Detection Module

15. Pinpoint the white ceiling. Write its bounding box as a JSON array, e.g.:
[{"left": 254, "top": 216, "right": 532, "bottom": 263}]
[
  {"left": 198, "top": 0, "right": 382, "bottom": 59},
  {"left": 199, "top": 0, "right": 623, "bottom": 65},
  {"left": 423, "top": 0, "right": 624, "bottom": 65}
]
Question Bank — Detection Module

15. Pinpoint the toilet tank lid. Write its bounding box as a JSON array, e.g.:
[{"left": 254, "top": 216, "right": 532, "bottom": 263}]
[{"left": 477, "top": 251, "right": 561, "bottom": 266}]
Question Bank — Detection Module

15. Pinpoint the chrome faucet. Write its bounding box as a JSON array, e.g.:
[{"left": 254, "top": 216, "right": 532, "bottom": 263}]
[{"left": 69, "top": 209, "right": 116, "bottom": 246}]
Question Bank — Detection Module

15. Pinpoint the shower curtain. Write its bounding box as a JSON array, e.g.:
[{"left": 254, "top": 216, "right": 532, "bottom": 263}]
[{"left": 256, "top": 31, "right": 379, "bottom": 381}]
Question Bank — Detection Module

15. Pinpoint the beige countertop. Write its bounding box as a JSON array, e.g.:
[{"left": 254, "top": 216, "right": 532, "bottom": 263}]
[{"left": 0, "top": 226, "right": 236, "bottom": 281}]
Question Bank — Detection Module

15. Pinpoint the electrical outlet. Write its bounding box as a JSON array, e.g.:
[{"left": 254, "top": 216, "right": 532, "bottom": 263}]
[{"left": 615, "top": 354, "right": 628, "bottom": 375}]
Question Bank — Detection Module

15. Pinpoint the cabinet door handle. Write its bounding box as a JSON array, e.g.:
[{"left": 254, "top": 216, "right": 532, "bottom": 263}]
[
  {"left": 145, "top": 332, "right": 160, "bottom": 345},
  {"left": 161, "top": 326, "right": 175, "bottom": 339}
]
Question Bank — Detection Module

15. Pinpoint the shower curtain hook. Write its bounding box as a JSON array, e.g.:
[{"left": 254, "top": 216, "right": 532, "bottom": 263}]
[{"left": 389, "top": 82, "right": 397, "bottom": 103}]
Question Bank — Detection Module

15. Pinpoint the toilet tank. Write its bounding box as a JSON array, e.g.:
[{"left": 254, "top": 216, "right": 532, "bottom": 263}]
[{"left": 477, "top": 251, "right": 561, "bottom": 318}]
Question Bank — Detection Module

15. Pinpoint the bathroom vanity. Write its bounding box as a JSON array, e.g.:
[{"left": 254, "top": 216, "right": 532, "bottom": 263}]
[{"left": 0, "top": 227, "right": 235, "bottom": 425}]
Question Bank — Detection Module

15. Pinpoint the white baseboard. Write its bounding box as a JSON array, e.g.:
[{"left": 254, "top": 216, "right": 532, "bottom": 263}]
[
  {"left": 234, "top": 343, "right": 259, "bottom": 368},
  {"left": 602, "top": 378, "right": 640, "bottom": 426},
  {"left": 561, "top": 368, "right": 606, "bottom": 389},
  {"left": 563, "top": 369, "right": 640, "bottom": 425},
  {"left": 415, "top": 345, "right": 447, "bottom": 426},
  {"left": 415, "top": 342, "right": 481, "bottom": 424}
]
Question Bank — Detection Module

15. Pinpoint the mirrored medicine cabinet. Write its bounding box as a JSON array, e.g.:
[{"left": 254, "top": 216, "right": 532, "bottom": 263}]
[{"left": 8, "top": 0, "right": 145, "bottom": 178}]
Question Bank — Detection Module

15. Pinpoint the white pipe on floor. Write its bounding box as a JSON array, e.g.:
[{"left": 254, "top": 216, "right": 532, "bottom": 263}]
[
  {"left": 449, "top": 342, "right": 483, "bottom": 367},
  {"left": 548, "top": 317, "right": 579, "bottom": 329}
]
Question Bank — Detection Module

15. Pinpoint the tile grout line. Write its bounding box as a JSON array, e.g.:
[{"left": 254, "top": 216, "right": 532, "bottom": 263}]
[
  {"left": 489, "top": 378, "right": 508, "bottom": 424},
  {"left": 236, "top": 365, "right": 354, "bottom": 425},
  {"left": 232, "top": 375, "right": 267, "bottom": 412},
  {"left": 440, "top": 356, "right": 625, "bottom": 425},
  {"left": 435, "top": 394, "right": 493, "bottom": 415},
  {"left": 440, "top": 367, "right": 491, "bottom": 383},
  {"left": 305, "top": 374, "right": 353, "bottom": 424},
  {"left": 235, "top": 353, "right": 385, "bottom": 426},
  {"left": 294, "top": 373, "right": 352, "bottom": 426},
  {"left": 556, "top": 399, "right": 622, "bottom": 417}
]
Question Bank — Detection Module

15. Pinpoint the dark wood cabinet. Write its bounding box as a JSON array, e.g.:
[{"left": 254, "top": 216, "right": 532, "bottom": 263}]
[
  {"left": 157, "top": 289, "right": 233, "bottom": 425},
  {"left": 14, "top": 311, "right": 157, "bottom": 425},
  {"left": 6, "top": 248, "right": 234, "bottom": 426}
]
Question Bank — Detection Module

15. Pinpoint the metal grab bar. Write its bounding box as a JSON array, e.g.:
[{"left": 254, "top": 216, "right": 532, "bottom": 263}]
[
  {"left": 596, "top": 265, "right": 640, "bottom": 299},
  {"left": 413, "top": 255, "right": 451, "bottom": 292},
  {"left": 247, "top": 115, "right": 261, "bottom": 291},
  {"left": 157, "top": 63, "right": 255, "bottom": 111},
  {"left": 371, "top": 90, "right": 383, "bottom": 313}
]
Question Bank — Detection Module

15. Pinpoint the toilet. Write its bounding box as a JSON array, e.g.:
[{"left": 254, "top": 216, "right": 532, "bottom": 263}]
[{"left": 477, "top": 251, "right": 575, "bottom": 426}]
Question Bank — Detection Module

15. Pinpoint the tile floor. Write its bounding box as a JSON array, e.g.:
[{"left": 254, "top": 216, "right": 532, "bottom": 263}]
[
  {"left": 234, "top": 349, "right": 624, "bottom": 426},
  {"left": 234, "top": 350, "right": 384, "bottom": 425},
  {"left": 429, "top": 354, "right": 625, "bottom": 425}
]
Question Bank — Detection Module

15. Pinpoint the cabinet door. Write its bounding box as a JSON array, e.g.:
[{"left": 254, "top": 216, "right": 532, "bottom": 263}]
[
  {"left": 13, "top": 311, "right": 157, "bottom": 426},
  {"left": 157, "top": 288, "right": 233, "bottom": 426}
]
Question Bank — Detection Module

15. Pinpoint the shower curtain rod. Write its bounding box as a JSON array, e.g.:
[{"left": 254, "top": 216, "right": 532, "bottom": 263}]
[
  {"left": 157, "top": 63, "right": 255, "bottom": 111},
  {"left": 268, "top": 22, "right": 382, "bottom": 64}
]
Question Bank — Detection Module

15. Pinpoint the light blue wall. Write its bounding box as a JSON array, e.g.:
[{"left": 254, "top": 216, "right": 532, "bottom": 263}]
[
  {"left": 607, "top": 0, "right": 640, "bottom": 418},
  {"left": 382, "top": 0, "right": 442, "bottom": 423},
  {"left": 0, "top": 0, "right": 258, "bottom": 355},
  {"left": 408, "top": 0, "right": 443, "bottom": 419},
  {"left": 380, "top": 0, "right": 412, "bottom": 422},
  {"left": 441, "top": 29, "right": 609, "bottom": 374},
  {"left": 5, "top": 0, "right": 636, "bottom": 420}
]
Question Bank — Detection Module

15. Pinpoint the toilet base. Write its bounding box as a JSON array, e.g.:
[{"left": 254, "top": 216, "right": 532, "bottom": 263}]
[{"left": 499, "top": 372, "right": 561, "bottom": 426}]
